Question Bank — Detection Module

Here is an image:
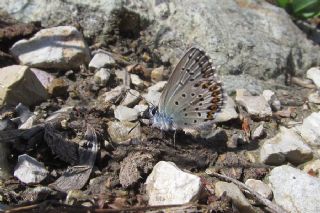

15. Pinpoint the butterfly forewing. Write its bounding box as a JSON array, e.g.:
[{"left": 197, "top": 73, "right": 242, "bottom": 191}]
[{"left": 158, "top": 47, "right": 223, "bottom": 130}]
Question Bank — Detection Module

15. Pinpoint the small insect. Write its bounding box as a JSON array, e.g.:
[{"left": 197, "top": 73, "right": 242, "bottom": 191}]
[{"left": 149, "top": 47, "right": 224, "bottom": 132}]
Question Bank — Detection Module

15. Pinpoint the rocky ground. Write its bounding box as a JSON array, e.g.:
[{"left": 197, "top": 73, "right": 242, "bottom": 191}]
[{"left": 0, "top": 1, "right": 320, "bottom": 213}]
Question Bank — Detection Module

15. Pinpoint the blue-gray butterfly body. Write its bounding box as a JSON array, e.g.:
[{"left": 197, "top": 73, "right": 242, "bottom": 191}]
[{"left": 150, "top": 47, "right": 224, "bottom": 131}]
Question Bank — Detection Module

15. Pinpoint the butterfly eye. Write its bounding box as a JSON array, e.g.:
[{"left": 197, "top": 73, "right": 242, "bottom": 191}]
[{"left": 149, "top": 106, "right": 158, "bottom": 116}]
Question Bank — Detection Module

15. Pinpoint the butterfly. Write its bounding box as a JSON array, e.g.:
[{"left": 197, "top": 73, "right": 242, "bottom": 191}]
[{"left": 149, "top": 47, "right": 224, "bottom": 131}]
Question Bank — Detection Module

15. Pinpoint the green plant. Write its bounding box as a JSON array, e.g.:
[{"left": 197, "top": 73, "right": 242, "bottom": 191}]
[{"left": 277, "top": 0, "right": 320, "bottom": 19}]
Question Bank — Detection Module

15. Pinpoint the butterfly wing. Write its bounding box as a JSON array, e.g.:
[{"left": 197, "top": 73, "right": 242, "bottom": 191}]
[{"left": 158, "top": 47, "right": 224, "bottom": 130}]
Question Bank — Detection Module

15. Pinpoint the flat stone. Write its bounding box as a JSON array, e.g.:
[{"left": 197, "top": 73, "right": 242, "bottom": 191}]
[
  {"left": 104, "top": 86, "right": 123, "bottom": 103},
  {"left": 148, "top": 81, "right": 167, "bottom": 92},
  {"left": 94, "top": 68, "right": 111, "bottom": 86},
  {"left": 308, "top": 92, "right": 320, "bottom": 104},
  {"left": 146, "top": 161, "right": 201, "bottom": 205},
  {"left": 214, "top": 95, "right": 238, "bottom": 123},
  {"left": 268, "top": 165, "right": 320, "bottom": 213},
  {"left": 30, "top": 68, "right": 54, "bottom": 90},
  {"left": 134, "top": 104, "right": 148, "bottom": 116},
  {"left": 151, "top": 66, "right": 164, "bottom": 82},
  {"left": 215, "top": 181, "right": 255, "bottom": 213},
  {"left": 114, "top": 105, "right": 138, "bottom": 121},
  {"left": 0, "top": 65, "right": 48, "bottom": 106},
  {"left": 121, "top": 89, "right": 140, "bottom": 107},
  {"left": 14, "top": 154, "right": 48, "bottom": 184},
  {"left": 10, "top": 26, "right": 90, "bottom": 69},
  {"left": 89, "top": 52, "right": 115, "bottom": 70},
  {"left": 260, "top": 127, "right": 312, "bottom": 165},
  {"left": 236, "top": 89, "right": 272, "bottom": 119},
  {"left": 130, "top": 74, "right": 144, "bottom": 89},
  {"left": 107, "top": 121, "right": 141, "bottom": 144},
  {"left": 245, "top": 179, "right": 272, "bottom": 200},
  {"left": 303, "top": 159, "right": 320, "bottom": 178},
  {"left": 294, "top": 112, "right": 320, "bottom": 145},
  {"left": 143, "top": 90, "right": 162, "bottom": 106},
  {"left": 306, "top": 67, "right": 320, "bottom": 88},
  {"left": 252, "top": 123, "right": 265, "bottom": 140}
]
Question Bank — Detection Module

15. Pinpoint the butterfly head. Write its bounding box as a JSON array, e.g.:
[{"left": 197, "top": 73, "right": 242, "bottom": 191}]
[{"left": 148, "top": 106, "right": 175, "bottom": 131}]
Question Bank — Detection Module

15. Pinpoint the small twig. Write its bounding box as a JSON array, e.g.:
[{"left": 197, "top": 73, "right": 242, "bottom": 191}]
[
  {"left": 206, "top": 170, "right": 288, "bottom": 213},
  {"left": 291, "top": 77, "right": 317, "bottom": 89}
]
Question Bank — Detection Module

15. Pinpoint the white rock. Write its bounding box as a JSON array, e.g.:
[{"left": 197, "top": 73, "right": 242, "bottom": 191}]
[
  {"left": 115, "top": 69, "right": 131, "bottom": 87},
  {"left": 215, "top": 181, "right": 255, "bottom": 213},
  {"left": 245, "top": 179, "right": 272, "bottom": 200},
  {"left": 306, "top": 67, "right": 320, "bottom": 88},
  {"left": 104, "top": 86, "right": 123, "bottom": 103},
  {"left": 262, "top": 90, "right": 281, "bottom": 111},
  {"left": 114, "top": 105, "right": 138, "bottom": 121},
  {"left": 236, "top": 89, "right": 272, "bottom": 118},
  {"left": 134, "top": 104, "right": 148, "bottom": 116},
  {"left": 130, "top": 74, "right": 144, "bottom": 88},
  {"left": 89, "top": 52, "right": 115, "bottom": 70},
  {"left": 214, "top": 95, "right": 238, "bottom": 123},
  {"left": 260, "top": 127, "right": 312, "bottom": 165},
  {"left": 268, "top": 165, "right": 320, "bottom": 213},
  {"left": 148, "top": 81, "right": 167, "bottom": 92},
  {"left": 107, "top": 121, "right": 141, "bottom": 144},
  {"left": 10, "top": 26, "right": 90, "bottom": 69},
  {"left": 146, "top": 161, "right": 201, "bottom": 205},
  {"left": 294, "top": 112, "right": 320, "bottom": 145},
  {"left": 121, "top": 89, "right": 140, "bottom": 107},
  {"left": 14, "top": 154, "right": 48, "bottom": 184},
  {"left": 303, "top": 159, "right": 320, "bottom": 178},
  {"left": 252, "top": 123, "right": 265, "bottom": 140},
  {"left": 143, "top": 90, "right": 162, "bottom": 106},
  {"left": 30, "top": 68, "right": 54, "bottom": 90},
  {"left": 308, "top": 92, "right": 320, "bottom": 104},
  {"left": 94, "top": 68, "right": 111, "bottom": 86},
  {"left": 0, "top": 65, "right": 48, "bottom": 106}
]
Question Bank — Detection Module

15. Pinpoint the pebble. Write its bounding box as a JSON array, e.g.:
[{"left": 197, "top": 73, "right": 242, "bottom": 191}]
[
  {"left": 214, "top": 95, "right": 238, "bottom": 123},
  {"left": 146, "top": 161, "right": 201, "bottom": 205},
  {"left": 14, "top": 154, "right": 48, "bottom": 184},
  {"left": 143, "top": 90, "right": 162, "bottom": 106},
  {"left": 89, "top": 52, "right": 116, "bottom": 70},
  {"left": 308, "top": 92, "right": 320, "bottom": 104},
  {"left": 94, "top": 68, "right": 111, "bottom": 86},
  {"left": 260, "top": 127, "right": 312, "bottom": 165},
  {"left": 268, "top": 165, "right": 320, "bottom": 213},
  {"left": 235, "top": 89, "right": 272, "bottom": 119},
  {"left": 134, "top": 104, "right": 149, "bottom": 116},
  {"left": 107, "top": 121, "right": 141, "bottom": 144},
  {"left": 262, "top": 90, "right": 281, "bottom": 111},
  {"left": 104, "top": 86, "right": 123, "bottom": 103},
  {"left": 30, "top": 68, "right": 55, "bottom": 90},
  {"left": 294, "top": 112, "right": 320, "bottom": 145},
  {"left": 303, "top": 159, "right": 320, "bottom": 177},
  {"left": 245, "top": 179, "right": 272, "bottom": 200},
  {"left": 47, "top": 78, "right": 68, "bottom": 97},
  {"left": 148, "top": 81, "right": 167, "bottom": 92},
  {"left": 121, "top": 89, "right": 140, "bottom": 107},
  {"left": 252, "top": 123, "right": 265, "bottom": 140},
  {"left": 215, "top": 181, "right": 255, "bottom": 213},
  {"left": 306, "top": 67, "right": 320, "bottom": 88},
  {"left": 151, "top": 66, "right": 164, "bottom": 82},
  {"left": 20, "top": 186, "right": 54, "bottom": 202},
  {"left": 0, "top": 65, "right": 48, "bottom": 106},
  {"left": 114, "top": 105, "right": 139, "bottom": 121},
  {"left": 130, "top": 74, "right": 144, "bottom": 89},
  {"left": 10, "top": 26, "right": 90, "bottom": 69}
]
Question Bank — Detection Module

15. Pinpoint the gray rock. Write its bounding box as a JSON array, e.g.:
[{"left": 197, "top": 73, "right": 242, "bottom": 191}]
[
  {"left": 236, "top": 89, "right": 272, "bottom": 119},
  {"left": 89, "top": 52, "right": 115, "bottom": 70},
  {"left": 130, "top": 74, "right": 144, "bottom": 89},
  {"left": 104, "top": 86, "right": 123, "bottom": 103},
  {"left": 107, "top": 121, "right": 141, "bottom": 143},
  {"left": 30, "top": 68, "right": 55, "bottom": 90},
  {"left": 214, "top": 95, "right": 238, "bottom": 123},
  {"left": 94, "top": 68, "right": 111, "bottom": 86},
  {"left": 10, "top": 26, "right": 90, "bottom": 69},
  {"left": 252, "top": 123, "right": 265, "bottom": 140},
  {"left": 0, "top": 65, "right": 48, "bottom": 106},
  {"left": 146, "top": 161, "right": 201, "bottom": 205},
  {"left": 260, "top": 127, "right": 313, "bottom": 165},
  {"left": 308, "top": 92, "right": 320, "bottom": 104},
  {"left": 134, "top": 104, "right": 148, "bottom": 116},
  {"left": 0, "top": 144, "right": 11, "bottom": 180},
  {"left": 262, "top": 90, "right": 281, "bottom": 111},
  {"left": 307, "top": 67, "right": 320, "bottom": 88},
  {"left": 221, "top": 74, "right": 265, "bottom": 95},
  {"left": 114, "top": 105, "right": 138, "bottom": 121},
  {"left": 14, "top": 154, "right": 48, "bottom": 184},
  {"left": 143, "top": 90, "right": 162, "bottom": 106},
  {"left": 268, "top": 165, "right": 320, "bottom": 213},
  {"left": 121, "top": 89, "right": 140, "bottom": 107},
  {"left": 148, "top": 81, "right": 167, "bottom": 92},
  {"left": 215, "top": 181, "right": 255, "bottom": 213},
  {"left": 245, "top": 179, "right": 272, "bottom": 200},
  {"left": 294, "top": 112, "right": 320, "bottom": 145},
  {"left": 303, "top": 159, "right": 320, "bottom": 178}
]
